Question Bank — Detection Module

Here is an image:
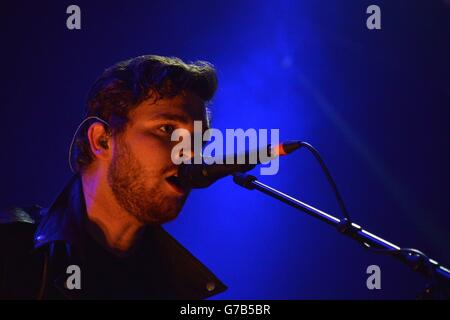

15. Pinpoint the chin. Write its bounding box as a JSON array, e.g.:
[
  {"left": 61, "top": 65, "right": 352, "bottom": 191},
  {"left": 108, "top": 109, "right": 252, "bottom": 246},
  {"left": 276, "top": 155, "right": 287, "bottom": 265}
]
[
  {"left": 140, "top": 202, "right": 184, "bottom": 225},
  {"left": 144, "top": 213, "right": 180, "bottom": 225}
]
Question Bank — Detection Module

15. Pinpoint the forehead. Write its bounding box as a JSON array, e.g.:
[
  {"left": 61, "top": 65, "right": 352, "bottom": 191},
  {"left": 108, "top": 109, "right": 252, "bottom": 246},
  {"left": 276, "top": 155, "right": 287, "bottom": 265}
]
[{"left": 128, "top": 91, "right": 207, "bottom": 125}]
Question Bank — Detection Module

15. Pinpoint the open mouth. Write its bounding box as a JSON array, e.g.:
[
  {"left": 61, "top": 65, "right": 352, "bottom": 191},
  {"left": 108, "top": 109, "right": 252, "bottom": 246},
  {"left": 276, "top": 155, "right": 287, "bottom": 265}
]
[{"left": 165, "top": 175, "right": 186, "bottom": 194}]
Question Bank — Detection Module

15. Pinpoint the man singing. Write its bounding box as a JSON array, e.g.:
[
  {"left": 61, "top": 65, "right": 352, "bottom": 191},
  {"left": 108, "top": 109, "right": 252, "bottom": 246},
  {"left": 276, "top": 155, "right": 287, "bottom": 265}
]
[{"left": 0, "top": 55, "right": 227, "bottom": 299}]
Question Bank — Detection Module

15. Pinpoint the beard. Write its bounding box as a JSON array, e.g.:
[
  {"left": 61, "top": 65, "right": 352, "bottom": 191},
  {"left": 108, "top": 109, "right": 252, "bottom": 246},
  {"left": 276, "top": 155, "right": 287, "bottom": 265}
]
[{"left": 107, "top": 140, "right": 187, "bottom": 225}]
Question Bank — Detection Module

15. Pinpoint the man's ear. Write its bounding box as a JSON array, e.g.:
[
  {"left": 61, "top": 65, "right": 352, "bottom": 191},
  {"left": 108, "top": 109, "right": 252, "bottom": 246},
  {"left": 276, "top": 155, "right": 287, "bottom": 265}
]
[{"left": 86, "top": 122, "right": 111, "bottom": 160}]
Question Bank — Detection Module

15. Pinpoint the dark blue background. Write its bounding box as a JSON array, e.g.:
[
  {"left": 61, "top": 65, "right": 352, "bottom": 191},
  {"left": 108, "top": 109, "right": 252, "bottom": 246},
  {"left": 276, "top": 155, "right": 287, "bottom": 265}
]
[{"left": 1, "top": 0, "right": 449, "bottom": 299}]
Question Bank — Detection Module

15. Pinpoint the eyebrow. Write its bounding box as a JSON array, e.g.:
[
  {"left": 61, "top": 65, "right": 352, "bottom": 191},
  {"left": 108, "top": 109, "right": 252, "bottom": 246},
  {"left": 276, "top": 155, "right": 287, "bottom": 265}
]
[{"left": 148, "top": 112, "right": 191, "bottom": 124}]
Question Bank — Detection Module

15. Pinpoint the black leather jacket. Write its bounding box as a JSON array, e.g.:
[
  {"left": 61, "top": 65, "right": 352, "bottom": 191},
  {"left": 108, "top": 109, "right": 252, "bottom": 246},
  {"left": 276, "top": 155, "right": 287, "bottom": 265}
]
[{"left": 0, "top": 175, "right": 226, "bottom": 299}]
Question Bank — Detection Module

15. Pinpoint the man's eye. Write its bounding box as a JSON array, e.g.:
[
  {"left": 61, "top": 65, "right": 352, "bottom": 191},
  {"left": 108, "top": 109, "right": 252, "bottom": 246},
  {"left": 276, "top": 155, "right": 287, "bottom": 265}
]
[{"left": 159, "top": 125, "right": 175, "bottom": 135}]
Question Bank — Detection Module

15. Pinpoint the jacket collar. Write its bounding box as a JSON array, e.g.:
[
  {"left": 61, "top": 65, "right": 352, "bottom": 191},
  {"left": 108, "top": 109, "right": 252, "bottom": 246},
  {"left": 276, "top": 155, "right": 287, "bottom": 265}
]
[
  {"left": 34, "top": 174, "right": 86, "bottom": 251},
  {"left": 33, "top": 174, "right": 227, "bottom": 299}
]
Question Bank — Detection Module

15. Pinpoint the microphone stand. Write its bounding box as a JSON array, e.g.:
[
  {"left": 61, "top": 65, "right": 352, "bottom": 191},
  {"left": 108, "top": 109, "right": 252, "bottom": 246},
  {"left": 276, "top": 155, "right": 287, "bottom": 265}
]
[{"left": 233, "top": 172, "right": 450, "bottom": 299}]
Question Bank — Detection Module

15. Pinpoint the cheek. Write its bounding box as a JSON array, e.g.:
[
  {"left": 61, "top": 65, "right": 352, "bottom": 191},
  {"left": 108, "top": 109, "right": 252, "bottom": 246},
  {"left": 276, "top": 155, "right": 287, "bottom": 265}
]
[{"left": 128, "top": 134, "right": 174, "bottom": 170}]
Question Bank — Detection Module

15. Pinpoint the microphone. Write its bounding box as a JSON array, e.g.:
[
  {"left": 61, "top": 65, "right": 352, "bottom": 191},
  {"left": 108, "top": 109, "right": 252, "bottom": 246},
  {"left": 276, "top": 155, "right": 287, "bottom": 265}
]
[{"left": 178, "top": 140, "right": 302, "bottom": 188}]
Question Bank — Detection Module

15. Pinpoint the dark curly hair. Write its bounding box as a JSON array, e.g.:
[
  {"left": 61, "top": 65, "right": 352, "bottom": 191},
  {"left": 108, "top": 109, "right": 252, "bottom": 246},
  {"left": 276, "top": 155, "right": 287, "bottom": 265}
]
[{"left": 72, "top": 55, "right": 218, "bottom": 172}]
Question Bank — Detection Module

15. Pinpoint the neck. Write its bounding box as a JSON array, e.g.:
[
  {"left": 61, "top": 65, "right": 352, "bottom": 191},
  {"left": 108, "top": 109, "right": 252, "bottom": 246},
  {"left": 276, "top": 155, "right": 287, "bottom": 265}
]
[{"left": 81, "top": 170, "right": 145, "bottom": 256}]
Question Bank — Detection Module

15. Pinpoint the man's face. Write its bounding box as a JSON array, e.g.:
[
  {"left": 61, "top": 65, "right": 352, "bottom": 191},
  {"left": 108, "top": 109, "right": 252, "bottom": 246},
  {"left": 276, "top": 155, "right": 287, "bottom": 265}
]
[{"left": 107, "top": 91, "right": 206, "bottom": 225}]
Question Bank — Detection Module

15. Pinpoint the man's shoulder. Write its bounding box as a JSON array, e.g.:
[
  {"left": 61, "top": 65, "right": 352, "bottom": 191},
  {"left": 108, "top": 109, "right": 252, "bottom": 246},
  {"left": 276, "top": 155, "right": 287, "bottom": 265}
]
[
  {"left": 0, "top": 205, "right": 47, "bottom": 299},
  {"left": 0, "top": 205, "right": 43, "bottom": 252},
  {"left": 0, "top": 205, "right": 43, "bottom": 224}
]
